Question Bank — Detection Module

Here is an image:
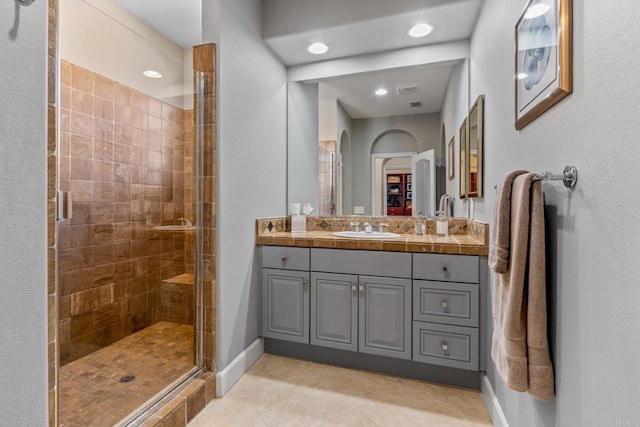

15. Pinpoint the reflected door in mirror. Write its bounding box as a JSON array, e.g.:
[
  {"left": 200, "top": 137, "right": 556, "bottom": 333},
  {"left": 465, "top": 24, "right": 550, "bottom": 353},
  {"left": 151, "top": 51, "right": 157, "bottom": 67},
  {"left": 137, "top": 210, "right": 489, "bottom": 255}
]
[{"left": 459, "top": 118, "right": 468, "bottom": 199}]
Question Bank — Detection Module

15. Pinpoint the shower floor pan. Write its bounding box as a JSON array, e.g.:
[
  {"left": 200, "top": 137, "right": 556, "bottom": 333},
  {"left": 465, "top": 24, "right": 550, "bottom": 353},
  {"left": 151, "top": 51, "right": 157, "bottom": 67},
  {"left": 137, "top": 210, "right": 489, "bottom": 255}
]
[{"left": 59, "top": 321, "right": 194, "bottom": 427}]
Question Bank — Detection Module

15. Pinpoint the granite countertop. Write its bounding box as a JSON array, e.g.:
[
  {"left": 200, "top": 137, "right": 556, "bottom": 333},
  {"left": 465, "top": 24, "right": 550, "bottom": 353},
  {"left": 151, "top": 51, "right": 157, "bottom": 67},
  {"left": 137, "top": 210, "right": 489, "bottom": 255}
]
[{"left": 255, "top": 230, "right": 488, "bottom": 256}]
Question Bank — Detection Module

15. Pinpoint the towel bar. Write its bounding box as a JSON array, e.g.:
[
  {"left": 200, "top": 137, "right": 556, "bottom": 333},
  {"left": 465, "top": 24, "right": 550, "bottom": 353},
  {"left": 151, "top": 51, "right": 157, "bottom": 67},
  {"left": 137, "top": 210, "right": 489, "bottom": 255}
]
[{"left": 494, "top": 165, "right": 578, "bottom": 190}]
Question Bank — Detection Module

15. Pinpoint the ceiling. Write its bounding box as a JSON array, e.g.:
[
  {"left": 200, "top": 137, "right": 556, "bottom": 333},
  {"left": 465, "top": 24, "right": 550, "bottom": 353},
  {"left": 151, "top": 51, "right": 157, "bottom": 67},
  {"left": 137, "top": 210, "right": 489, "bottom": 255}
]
[
  {"left": 264, "top": 0, "right": 481, "bottom": 118},
  {"left": 109, "top": 0, "right": 481, "bottom": 118},
  {"left": 112, "top": 0, "right": 201, "bottom": 49},
  {"left": 319, "top": 63, "right": 456, "bottom": 119},
  {"left": 262, "top": 0, "right": 483, "bottom": 66}
]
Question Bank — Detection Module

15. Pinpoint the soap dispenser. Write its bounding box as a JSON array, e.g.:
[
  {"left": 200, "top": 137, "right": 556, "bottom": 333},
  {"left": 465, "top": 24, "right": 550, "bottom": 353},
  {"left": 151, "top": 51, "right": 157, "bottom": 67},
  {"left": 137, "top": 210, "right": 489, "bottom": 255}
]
[{"left": 435, "top": 211, "right": 449, "bottom": 236}]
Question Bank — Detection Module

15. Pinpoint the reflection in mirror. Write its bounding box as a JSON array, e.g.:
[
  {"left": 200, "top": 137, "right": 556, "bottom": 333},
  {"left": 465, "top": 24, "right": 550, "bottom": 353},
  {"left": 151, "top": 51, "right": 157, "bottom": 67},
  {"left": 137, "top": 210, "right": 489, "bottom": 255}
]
[
  {"left": 459, "top": 117, "right": 468, "bottom": 199},
  {"left": 467, "top": 95, "right": 485, "bottom": 198},
  {"left": 287, "top": 61, "right": 470, "bottom": 217},
  {"left": 447, "top": 137, "right": 455, "bottom": 180}
]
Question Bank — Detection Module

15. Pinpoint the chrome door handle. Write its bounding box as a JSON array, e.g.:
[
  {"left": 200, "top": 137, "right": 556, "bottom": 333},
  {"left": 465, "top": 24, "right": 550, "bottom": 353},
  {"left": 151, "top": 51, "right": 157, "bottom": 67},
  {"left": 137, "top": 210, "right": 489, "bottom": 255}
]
[{"left": 57, "top": 191, "right": 73, "bottom": 220}]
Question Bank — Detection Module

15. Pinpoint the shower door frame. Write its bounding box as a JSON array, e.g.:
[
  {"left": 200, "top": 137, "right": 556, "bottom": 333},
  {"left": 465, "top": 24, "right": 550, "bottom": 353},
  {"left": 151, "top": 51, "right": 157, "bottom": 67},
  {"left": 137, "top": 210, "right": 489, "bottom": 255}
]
[{"left": 48, "top": 2, "right": 217, "bottom": 423}]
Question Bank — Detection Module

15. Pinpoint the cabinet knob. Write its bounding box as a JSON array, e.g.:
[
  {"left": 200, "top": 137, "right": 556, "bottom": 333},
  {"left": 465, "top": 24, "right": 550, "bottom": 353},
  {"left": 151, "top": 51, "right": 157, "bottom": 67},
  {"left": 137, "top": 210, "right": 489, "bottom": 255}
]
[
  {"left": 441, "top": 300, "right": 449, "bottom": 313},
  {"left": 442, "top": 265, "right": 448, "bottom": 273},
  {"left": 281, "top": 256, "right": 288, "bottom": 264},
  {"left": 359, "top": 284, "right": 364, "bottom": 297},
  {"left": 442, "top": 342, "right": 450, "bottom": 356},
  {"left": 351, "top": 284, "right": 357, "bottom": 292},
  {"left": 303, "top": 279, "right": 308, "bottom": 290}
]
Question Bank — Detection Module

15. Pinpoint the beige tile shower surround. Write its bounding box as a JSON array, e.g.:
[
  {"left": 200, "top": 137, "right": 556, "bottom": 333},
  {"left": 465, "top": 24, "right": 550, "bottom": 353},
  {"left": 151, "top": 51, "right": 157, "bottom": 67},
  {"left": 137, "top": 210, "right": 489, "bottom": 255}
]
[
  {"left": 191, "top": 353, "right": 492, "bottom": 426},
  {"left": 58, "top": 60, "right": 196, "bottom": 365}
]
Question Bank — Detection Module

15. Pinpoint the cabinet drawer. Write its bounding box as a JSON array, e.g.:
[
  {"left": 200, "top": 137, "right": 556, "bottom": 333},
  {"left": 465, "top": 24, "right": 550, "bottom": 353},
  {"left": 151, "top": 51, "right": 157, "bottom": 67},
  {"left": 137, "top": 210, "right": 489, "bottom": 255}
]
[
  {"left": 312, "top": 249, "right": 411, "bottom": 278},
  {"left": 413, "top": 280, "right": 479, "bottom": 327},
  {"left": 262, "top": 246, "right": 310, "bottom": 271},
  {"left": 413, "top": 254, "right": 478, "bottom": 283},
  {"left": 412, "top": 322, "right": 479, "bottom": 371}
]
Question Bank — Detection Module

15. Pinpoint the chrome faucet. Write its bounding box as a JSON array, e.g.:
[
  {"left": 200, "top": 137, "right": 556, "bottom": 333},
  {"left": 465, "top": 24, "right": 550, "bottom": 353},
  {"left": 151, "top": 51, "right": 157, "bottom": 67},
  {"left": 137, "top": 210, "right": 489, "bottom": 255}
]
[
  {"left": 177, "top": 217, "right": 192, "bottom": 227},
  {"left": 364, "top": 222, "right": 372, "bottom": 233},
  {"left": 438, "top": 195, "right": 453, "bottom": 218}
]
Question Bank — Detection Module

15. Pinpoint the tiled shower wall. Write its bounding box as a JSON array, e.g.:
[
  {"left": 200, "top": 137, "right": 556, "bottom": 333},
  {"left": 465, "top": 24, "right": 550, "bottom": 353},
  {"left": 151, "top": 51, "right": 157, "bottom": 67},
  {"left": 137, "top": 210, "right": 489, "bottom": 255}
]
[{"left": 57, "top": 61, "right": 195, "bottom": 365}]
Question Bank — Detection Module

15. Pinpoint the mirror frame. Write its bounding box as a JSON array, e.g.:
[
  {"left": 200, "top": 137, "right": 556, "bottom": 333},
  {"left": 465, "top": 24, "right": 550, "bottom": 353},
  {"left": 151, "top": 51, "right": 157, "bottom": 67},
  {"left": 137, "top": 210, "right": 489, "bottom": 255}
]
[
  {"left": 458, "top": 117, "right": 468, "bottom": 199},
  {"left": 466, "top": 94, "right": 484, "bottom": 198}
]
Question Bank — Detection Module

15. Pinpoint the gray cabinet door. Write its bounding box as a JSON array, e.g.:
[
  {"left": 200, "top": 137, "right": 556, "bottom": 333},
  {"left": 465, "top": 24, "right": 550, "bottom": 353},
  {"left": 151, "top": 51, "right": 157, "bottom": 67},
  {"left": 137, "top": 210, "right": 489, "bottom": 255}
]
[
  {"left": 262, "top": 269, "right": 309, "bottom": 343},
  {"left": 310, "top": 272, "right": 358, "bottom": 352},
  {"left": 358, "top": 275, "right": 411, "bottom": 360}
]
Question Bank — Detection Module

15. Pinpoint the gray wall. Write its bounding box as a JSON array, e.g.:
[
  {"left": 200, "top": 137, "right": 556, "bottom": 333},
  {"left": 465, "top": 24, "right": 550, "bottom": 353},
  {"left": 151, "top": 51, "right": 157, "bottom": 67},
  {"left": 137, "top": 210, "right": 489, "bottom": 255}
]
[
  {"left": 287, "top": 82, "right": 319, "bottom": 209},
  {"left": 350, "top": 113, "right": 441, "bottom": 214},
  {"left": 440, "top": 59, "right": 469, "bottom": 203},
  {"left": 470, "top": 1, "right": 640, "bottom": 425},
  {"left": 216, "top": 0, "right": 287, "bottom": 370},
  {"left": 0, "top": 1, "right": 48, "bottom": 424}
]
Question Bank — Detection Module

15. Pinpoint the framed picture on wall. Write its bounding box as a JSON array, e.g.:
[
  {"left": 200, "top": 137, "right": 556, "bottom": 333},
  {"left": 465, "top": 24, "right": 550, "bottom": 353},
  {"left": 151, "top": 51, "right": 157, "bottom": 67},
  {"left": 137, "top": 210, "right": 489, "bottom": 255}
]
[
  {"left": 447, "top": 137, "right": 455, "bottom": 180},
  {"left": 515, "top": 0, "right": 572, "bottom": 130}
]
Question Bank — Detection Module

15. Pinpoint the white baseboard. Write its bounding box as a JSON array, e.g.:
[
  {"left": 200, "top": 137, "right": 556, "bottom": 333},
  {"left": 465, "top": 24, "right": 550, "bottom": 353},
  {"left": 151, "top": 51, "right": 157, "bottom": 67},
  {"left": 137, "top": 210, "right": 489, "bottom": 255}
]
[
  {"left": 482, "top": 374, "right": 509, "bottom": 427},
  {"left": 215, "top": 338, "right": 264, "bottom": 397}
]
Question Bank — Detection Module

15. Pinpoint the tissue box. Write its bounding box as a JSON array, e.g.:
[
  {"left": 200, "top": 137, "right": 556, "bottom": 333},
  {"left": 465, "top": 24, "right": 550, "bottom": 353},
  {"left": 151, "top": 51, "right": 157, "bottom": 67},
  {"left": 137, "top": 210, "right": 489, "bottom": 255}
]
[{"left": 291, "top": 215, "right": 306, "bottom": 233}]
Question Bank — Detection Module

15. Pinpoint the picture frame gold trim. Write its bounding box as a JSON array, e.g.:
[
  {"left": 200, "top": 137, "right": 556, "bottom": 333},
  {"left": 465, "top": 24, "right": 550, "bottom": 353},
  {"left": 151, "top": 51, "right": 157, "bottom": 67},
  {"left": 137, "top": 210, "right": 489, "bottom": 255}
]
[
  {"left": 447, "top": 136, "right": 455, "bottom": 180},
  {"left": 514, "top": 0, "right": 573, "bottom": 130}
]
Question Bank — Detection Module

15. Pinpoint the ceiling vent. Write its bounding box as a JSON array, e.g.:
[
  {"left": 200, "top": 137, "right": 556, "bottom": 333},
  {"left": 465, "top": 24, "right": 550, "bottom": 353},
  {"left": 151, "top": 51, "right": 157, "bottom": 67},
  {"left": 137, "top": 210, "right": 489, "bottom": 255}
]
[
  {"left": 397, "top": 85, "right": 418, "bottom": 96},
  {"left": 410, "top": 101, "right": 423, "bottom": 108}
]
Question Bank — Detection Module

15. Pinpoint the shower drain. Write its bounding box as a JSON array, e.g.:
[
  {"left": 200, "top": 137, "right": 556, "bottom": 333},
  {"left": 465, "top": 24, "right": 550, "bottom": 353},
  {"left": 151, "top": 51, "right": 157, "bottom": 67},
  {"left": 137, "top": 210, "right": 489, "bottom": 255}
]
[{"left": 119, "top": 375, "right": 135, "bottom": 383}]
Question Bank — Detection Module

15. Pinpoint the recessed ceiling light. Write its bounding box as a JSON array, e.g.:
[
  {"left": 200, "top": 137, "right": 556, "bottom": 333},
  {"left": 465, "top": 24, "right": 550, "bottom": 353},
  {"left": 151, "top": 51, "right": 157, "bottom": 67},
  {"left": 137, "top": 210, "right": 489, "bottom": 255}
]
[
  {"left": 517, "top": 73, "right": 528, "bottom": 80},
  {"left": 143, "top": 70, "right": 162, "bottom": 79},
  {"left": 408, "top": 23, "right": 433, "bottom": 38},
  {"left": 524, "top": 4, "right": 550, "bottom": 19},
  {"left": 375, "top": 88, "right": 388, "bottom": 96},
  {"left": 307, "top": 42, "right": 329, "bottom": 55}
]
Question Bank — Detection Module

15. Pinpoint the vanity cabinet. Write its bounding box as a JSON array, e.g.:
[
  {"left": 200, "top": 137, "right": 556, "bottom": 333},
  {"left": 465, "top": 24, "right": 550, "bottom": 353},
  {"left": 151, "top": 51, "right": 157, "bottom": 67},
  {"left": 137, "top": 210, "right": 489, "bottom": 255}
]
[
  {"left": 261, "top": 247, "right": 310, "bottom": 344},
  {"left": 260, "top": 246, "right": 484, "bottom": 376},
  {"left": 412, "top": 253, "right": 480, "bottom": 371}
]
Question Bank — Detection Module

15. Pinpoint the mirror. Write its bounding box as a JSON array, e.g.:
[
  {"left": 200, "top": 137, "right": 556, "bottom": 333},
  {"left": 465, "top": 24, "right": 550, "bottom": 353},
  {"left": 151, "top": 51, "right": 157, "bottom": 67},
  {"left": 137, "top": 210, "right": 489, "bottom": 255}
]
[
  {"left": 287, "top": 60, "right": 469, "bottom": 217},
  {"left": 459, "top": 117, "right": 468, "bottom": 199},
  {"left": 466, "top": 95, "right": 484, "bottom": 198}
]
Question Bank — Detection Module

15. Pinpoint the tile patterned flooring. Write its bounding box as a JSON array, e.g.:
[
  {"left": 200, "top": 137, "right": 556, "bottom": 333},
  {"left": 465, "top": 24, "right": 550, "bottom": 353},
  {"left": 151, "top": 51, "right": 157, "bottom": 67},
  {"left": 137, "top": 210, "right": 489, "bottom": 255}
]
[
  {"left": 59, "top": 321, "right": 195, "bottom": 427},
  {"left": 190, "top": 353, "right": 491, "bottom": 426}
]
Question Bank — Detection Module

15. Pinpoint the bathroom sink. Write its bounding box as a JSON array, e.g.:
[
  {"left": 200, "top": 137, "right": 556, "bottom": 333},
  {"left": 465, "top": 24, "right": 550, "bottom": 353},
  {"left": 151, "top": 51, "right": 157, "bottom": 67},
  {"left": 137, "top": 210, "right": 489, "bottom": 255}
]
[
  {"left": 152, "top": 225, "right": 196, "bottom": 232},
  {"left": 333, "top": 231, "right": 401, "bottom": 239}
]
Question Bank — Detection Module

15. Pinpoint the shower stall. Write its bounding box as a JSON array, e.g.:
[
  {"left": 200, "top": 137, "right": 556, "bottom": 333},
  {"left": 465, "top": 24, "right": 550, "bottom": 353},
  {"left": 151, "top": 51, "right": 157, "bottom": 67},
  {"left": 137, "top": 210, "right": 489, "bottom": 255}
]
[{"left": 55, "top": 1, "right": 214, "bottom": 425}]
